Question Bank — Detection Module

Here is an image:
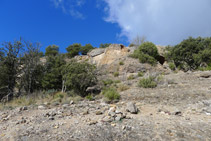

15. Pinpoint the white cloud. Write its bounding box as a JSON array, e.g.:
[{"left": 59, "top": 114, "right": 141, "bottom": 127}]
[
  {"left": 51, "top": 0, "right": 85, "bottom": 19},
  {"left": 103, "top": 0, "right": 211, "bottom": 45}
]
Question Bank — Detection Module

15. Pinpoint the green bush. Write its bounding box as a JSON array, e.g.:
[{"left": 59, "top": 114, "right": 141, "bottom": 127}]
[
  {"left": 85, "top": 94, "right": 94, "bottom": 101},
  {"left": 113, "top": 72, "right": 119, "bottom": 77},
  {"left": 63, "top": 60, "right": 97, "bottom": 97},
  {"left": 138, "top": 72, "right": 144, "bottom": 77},
  {"left": 169, "top": 62, "right": 176, "bottom": 70},
  {"left": 167, "top": 37, "right": 211, "bottom": 70},
  {"left": 139, "top": 76, "right": 157, "bottom": 88},
  {"left": 129, "top": 42, "right": 159, "bottom": 65},
  {"left": 103, "top": 88, "right": 120, "bottom": 102},
  {"left": 119, "top": 61, "right": 124, "bottom": 65},
  {"left": 127, "top": 74, "right": 135, "bottom": 80},
  {"left": 129, "top": 43, "right": 136, "bottom": 47},
  {"left": 102, "top": 79, "right": 114, "bottom": 86}
]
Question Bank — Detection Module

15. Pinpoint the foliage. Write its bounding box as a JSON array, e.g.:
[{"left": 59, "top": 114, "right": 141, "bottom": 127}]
[
  {"left": 63, "top": 60, "right": 97, "bottom": 97},
  {"left": 127, "top": 74, "right": 135, "bottom": 80},
  {"left": 129, "top": 43, "right": 136, "bottom": 47},
  {"left": 113, "top": 72, "right": 119, "bottom": 77},
  {"left": 117, "top": 84, "right": 129, "bottom": 92},
  {"left": 139, "top": 76, "right": 157, "bottom": 88},
  {"left": 102, "top": 88, "right": 120, "bottom": 102},
  {"left": 45, "top": 45, "right": 59, "bottom": 56},
  {"left": 167, "top": 37, "right": 211, "bottom": 70},
  {"left": 20, "top": 41, "right": 44, "bottom": 93},
  {"left": 129, "top": 42, "right": 159, "bottom": 65},
  {"left": 0, "top": 39, "right": 24, "bottom": 99},
  {"left": 119, "top": 61, "right": 124, "bottom": 65},
  {"left": 80, "top": 44, "right": 94, "bottom": 55},
  {"left": 138, "top": 72, "right": 144, "bottom": 77},
  {"left": 85, "top": 94, "right": 94, "bottom": 101},
  {"left": 42, "top": 54, "right": 66, "bottom": 90},
  {"left": 99, "top": 43, "right": 111, "bottom": 48},
  {"left": 169, "top": 62, "right": 176, "bottom": 71},
  {"left": 66, "top": 43, "right": 81, "bottom": 58},
  {"left": 102, "top": 79, "right": 114, "bottom": 86}
]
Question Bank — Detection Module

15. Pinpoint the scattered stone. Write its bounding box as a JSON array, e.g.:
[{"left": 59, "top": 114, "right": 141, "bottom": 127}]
[
  {"left": 102, "top": 116, "right": 113, "bottom": 123},
  {"left": 174, "top": 111, "right": 182, "bottom": 116},
  {"left": 126, "top": 102, "right": 138, "bottom": 114},
  {"left": 95, "top": 111, "right": 103, "bottom": 115},
  {"left": 197, "top": 71, "right": 211, "bottom": 78},
  {"left": 82, "top": 110, "right": 89, "bottom": 115},
  {"left": 88, "top": 120, "right": 98, "bottom": 125},
  {"left": 49, "top": 116, "right": 55, "bottom": 120},
  {"left": 38, "top": 105, "right": 47, "bottom": 110},
  {"left": 70, "top": 101, "right": 74, "bottom": 105},
  {"left": 19, "top": 106, "right": 28, "bottom": 112}
]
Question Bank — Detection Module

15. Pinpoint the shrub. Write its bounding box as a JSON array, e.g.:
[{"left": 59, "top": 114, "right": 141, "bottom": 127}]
[
  {"left": 117, "top": 84, "right": 129, "bottom": 92},
  {"left": 139, "top": 76, "right": 157, "bottom": 88},
  {"left": 103, "top": 88, "right": 120, "bottom": 102},
  {"left": 169, "top": 62, "right": 176, "bottom": 70},
  {"left": 129, "top": 42, "right": 159, "bottom": 65},
  {"left": 119, "top": 61, "right": 124, "bottom": 65},
  {"left": 168, "top": 37, "right": 211, "bottom": 70},
  {"left": 127, "top": 74, "right": 135, "bottom": 80},
  {"left": 129, "top": 43, "right": 136, "bottom": 47},
  {"left": 63, "top": 60, "right": 97, "bottom": 97},
  {"left": 113, "top": 72, "right": 119, "bottom": 77},
  {"left": 85, "top": 94, "right": 94, "bottom": 101},
  {"left": 138, "top": 72, "right": 144, "bottom": 77},
  {"left": 114, "top": 80, "right": 121, "bottom": 83},
  {"left": 102, "top": 79, "right": 114, "bottom": 86}
]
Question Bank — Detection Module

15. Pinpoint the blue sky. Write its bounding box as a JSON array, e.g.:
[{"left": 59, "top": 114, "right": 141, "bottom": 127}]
[
  {"left": 1, "top": 0, "right": 211, "bottom": 53},
  {"left": 0, "top": 0, "right": 124, "bottom": 52}
]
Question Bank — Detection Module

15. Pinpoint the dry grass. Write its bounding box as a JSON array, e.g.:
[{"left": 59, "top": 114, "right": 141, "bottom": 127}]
[{"left": 0, "top": 91, "right": 83, "bottom": 110}]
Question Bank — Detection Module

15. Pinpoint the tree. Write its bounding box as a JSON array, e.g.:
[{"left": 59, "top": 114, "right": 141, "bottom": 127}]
[
  {"left": 20, "top": 41, "right": 44, "bottom": 93},
  {"left": 0, "top": 39, "right": 24, "bottom": 100},
  {"left": 42, "top": 53, "right": 66, "bottom": 90},
  {"left": 66, "top": 43, "right": 81, "bottom": 58},
  {"left": 131, "top": 35, "right": 147, "bottom": 46},
  {"left": 80, "top": 44, "right": 94, "bottom": 55},
  {"left": 99, "top": 43, "right": 111, "bottom": 48},
  {"left": 45, "top": 45, "right": 59, "bottom": 56},
  {"left": 169, "top": 37, "right": 211, "bottom": 70},
  {"left": 63, "top": 60, "right": 97, "bottom": 97}
]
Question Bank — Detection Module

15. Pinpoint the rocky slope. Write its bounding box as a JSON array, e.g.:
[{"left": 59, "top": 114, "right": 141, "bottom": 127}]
[{"left": 0, "top": 45, "right": 211, "bottom": 141}]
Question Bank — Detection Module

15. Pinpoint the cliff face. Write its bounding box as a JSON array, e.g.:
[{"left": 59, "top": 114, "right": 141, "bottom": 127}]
[{"left": 88, "top": 44, "right": 130, "bottom": 66}]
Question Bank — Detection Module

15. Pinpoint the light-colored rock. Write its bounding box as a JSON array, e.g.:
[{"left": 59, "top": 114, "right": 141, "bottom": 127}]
[
  {"left": 88, "top": 48, "right": 105, "bottom": 57},
  {"left": 38, "top": 105, "right": 47, "bottom": 110},
  {"left": 126, "top": 102, "right": 138, "bottom": 114}
]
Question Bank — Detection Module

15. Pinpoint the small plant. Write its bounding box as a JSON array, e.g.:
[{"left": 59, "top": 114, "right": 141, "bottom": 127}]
[
  {"left": 139, "top": 76, "right": 157, "bottom": 88},
  {"left": 117, "top": 84, "right": 129, "bottom": 92},
  {"left": 169, "top": 62, "right": 176, "bottom": 70},
  {"left": 114, "top": 80, "right": 121, "bottom": 83},
  {"left": 103, "top": 88, "right": 120, "bottom": 102},
  {"left": 129, "top": 43, "right": 136, "bottom": 47},
  {"left": 198, "top": 66, "right": 211, "bottom": 71},
  {"left": 119, "top": 61, "right": 124, "bottom": 65},
  {"left": 138, "top": 72, "right": 144, "bottom": 77},
  {"left": 85, "top": 94, "right": 94, "bottom": 101},
  {"left": 127, "top": 74, "right": 135, "bottom": 80},
  {"left": 102, "top": 79, "right": 114, "bottom": 86},
  {"left": 113, "top": 72, "right": 119, "bottom": 77}
]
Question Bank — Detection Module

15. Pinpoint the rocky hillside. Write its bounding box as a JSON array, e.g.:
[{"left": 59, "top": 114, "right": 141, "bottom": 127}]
[{"left": 0, "top": 44, "right": 211, "bottom": 141}]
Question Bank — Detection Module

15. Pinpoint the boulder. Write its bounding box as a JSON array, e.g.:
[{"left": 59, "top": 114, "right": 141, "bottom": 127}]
[
  {"left": 126, "top": 102, "right": 138, "bottom": 114},
  {"left": 88, "top": 48, "right": 105, "bottom": 57}
]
